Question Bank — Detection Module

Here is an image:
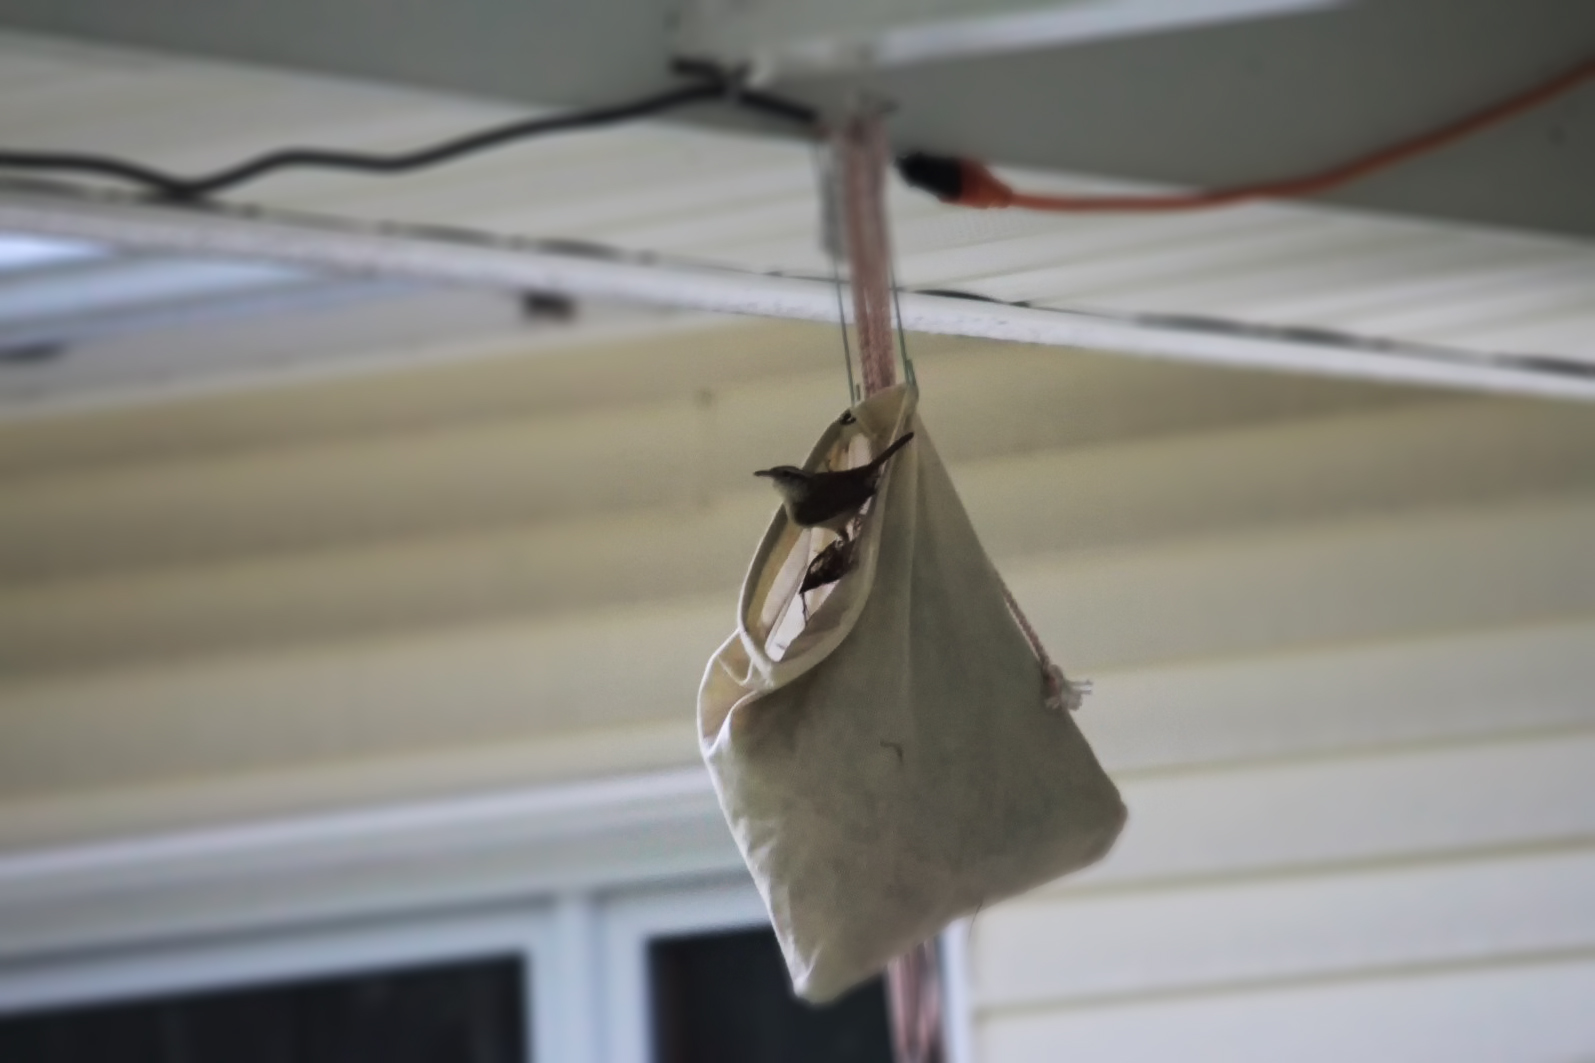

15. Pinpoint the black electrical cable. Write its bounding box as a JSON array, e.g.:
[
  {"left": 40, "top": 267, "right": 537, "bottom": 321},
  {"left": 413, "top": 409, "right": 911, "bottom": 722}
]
[{"left": 0, "top": 62, "right": 821, "bottom": 202}]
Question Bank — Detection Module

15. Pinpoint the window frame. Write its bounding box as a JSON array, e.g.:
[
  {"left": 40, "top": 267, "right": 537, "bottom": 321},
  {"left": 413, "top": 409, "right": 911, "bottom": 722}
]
[
  {"left": 0, "top": 904, "right": 554, "bottom": 1061},
  {"left": 0, "top": 878, "right": 973, "bottom": 1063},
  {"left": 599, "top": 876, "right": 772, "bottom": 1063}
]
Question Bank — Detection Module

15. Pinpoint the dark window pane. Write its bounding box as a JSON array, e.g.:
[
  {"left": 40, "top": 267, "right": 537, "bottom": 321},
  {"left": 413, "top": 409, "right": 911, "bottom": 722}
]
[
  {"left": 0, "top": 954, "right": 525, "bottom": 1063},
  {"left": 651, "top": 927, "right": 894, "bottom": 1063}
]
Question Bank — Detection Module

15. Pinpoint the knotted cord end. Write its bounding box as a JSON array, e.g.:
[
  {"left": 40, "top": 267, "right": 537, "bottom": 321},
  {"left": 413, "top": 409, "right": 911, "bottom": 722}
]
[{"left": 1044, "top": 665, "right": 1091, "bottom": 714}]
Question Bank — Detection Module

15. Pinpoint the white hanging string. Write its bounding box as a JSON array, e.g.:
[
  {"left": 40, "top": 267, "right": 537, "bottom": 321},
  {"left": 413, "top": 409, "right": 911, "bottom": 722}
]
[{"left": 811, "top": 143, "right": 860, "bottom": 405}]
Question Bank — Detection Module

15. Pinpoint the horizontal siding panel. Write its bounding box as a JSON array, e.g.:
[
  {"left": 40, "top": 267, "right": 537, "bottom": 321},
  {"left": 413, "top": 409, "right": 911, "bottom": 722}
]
[
  {"left": 976, "top": 847, "right": 1595, "bottom": 1008},
  {"left": 0, "top": 328, "right": 1417, "bottom": 486},
  {"left": 3, "top": 357, "right": 1498, "bottom": 583},
  {"left": 0, "top": 597, "right": 728, "bottom": 805},
  {"left": 2, "top": 621, "right": 1592, "bottom": 848},
  {"left": 1014, "top": 496, "right": 1595, "bottom": 673},
  {"left": 979, "top": 955, "right": 1595, "bottom": 1063},
  {"left": 6, "top": 419, "right": 1592, "bottom": 677},
  {"left": 1071, "top": 730, "right": 1595, "bottom": 889},
  {"left": 1082, "top": 621, "right": 1595, "bottom": 772},
  {"left": 0, "top": 398, "right": 713, "bottom": 581},
  {"left": 4, "top": 517, "right": 1592, "bottom": 789}
]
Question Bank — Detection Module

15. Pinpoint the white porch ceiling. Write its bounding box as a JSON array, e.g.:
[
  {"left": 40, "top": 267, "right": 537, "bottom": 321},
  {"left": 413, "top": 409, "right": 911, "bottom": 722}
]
[
  {"left": 0, "top": 0, "right": 1589, "bottom": 237},
  {"left": 0, "top": 28, "right": 1592, "bottom": 412}
]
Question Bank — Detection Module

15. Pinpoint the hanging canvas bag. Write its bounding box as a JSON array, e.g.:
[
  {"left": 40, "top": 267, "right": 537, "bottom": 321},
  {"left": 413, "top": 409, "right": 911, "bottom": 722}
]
[{"left": 699, "top": 383, "right": 1126, "bottom": 1002}]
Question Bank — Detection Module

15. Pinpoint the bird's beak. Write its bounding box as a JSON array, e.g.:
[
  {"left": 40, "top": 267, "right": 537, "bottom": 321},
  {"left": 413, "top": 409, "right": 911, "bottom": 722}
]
[{"left": 753, "top": 469, "right": 773, "bottom": 478}]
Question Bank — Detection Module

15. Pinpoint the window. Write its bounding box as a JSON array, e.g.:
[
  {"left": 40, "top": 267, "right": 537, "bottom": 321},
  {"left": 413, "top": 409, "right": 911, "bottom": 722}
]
[
  {"left": 0, "top": 955, "right": 525, "bottom": 1063},
  {"left": 0, "top": 909, "right": 548, "bottom": 1063},
  {"left": 0, "top": 878, "right": 969, "bottom": 1063},
  {"left": 651, "top": 927, "right": 893, "bottom": 1063}
]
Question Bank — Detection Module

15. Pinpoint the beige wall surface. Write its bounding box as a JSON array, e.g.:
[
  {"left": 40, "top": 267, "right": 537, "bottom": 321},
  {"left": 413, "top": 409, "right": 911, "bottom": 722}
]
[{"left": 2, "top": 320, "right": 1593, "bottom": 1057}]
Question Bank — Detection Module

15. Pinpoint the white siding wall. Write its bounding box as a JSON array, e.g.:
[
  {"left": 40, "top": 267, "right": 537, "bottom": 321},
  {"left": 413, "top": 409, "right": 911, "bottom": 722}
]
[
  {"left": 972, "top": 624, "right": 1595, "bottom": 1061},
  {"left": 1, "top": 321, "right": 1592, "bottom": 1059}
]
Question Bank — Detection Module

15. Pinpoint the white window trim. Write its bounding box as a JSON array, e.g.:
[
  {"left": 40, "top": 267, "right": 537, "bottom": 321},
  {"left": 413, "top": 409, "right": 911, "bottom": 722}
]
[
  {"left": 598, "top": 878, "right": 974, "bottom": 1063},
  {"left": 0, "top": 903, "right": 554, "bottom": 1060},
  {"left": 0, "top": 768, "right": 974, "bottom": 1063},
  {"left": 600, "top": 877, "right": 773, "bottom": 1063}
]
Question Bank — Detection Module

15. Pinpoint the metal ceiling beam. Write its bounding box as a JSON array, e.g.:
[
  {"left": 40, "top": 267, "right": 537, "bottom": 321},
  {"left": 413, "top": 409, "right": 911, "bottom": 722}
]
[
  {"left": 0, "top": 0, "right": 1590, "bottom": 238},
  {"left": 2, "top": 179, "right": 1590, "bottom": 402}
]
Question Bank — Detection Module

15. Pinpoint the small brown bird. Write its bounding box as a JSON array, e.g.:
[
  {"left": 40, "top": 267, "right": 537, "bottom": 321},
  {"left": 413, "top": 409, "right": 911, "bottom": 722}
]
[
  {"left": 799, "top": 533, "right": 858, "bottom": 595},
  {"left": 755, "top": 432, "right": 914, "bottom": 534}
]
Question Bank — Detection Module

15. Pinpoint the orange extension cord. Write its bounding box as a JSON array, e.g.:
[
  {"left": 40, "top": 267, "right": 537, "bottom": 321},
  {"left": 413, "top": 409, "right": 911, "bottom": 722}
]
[{"left": 897, "top": 54, "right": 1595, "bottom": 212}]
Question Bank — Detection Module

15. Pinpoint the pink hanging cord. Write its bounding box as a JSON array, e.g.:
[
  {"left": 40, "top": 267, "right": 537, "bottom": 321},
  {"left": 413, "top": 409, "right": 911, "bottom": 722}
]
[
  {"left": 837, "top": 109, "right": 943, "bottom": 1063},
  {"left": 837, "top": 107, "right": 1093, "bottom": 1063}
]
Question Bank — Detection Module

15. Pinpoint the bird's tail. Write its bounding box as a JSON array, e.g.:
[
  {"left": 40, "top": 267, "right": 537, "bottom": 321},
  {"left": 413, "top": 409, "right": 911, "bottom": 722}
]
[{"left": 867, "top": 431, "right": 915, "bottom": 471}]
